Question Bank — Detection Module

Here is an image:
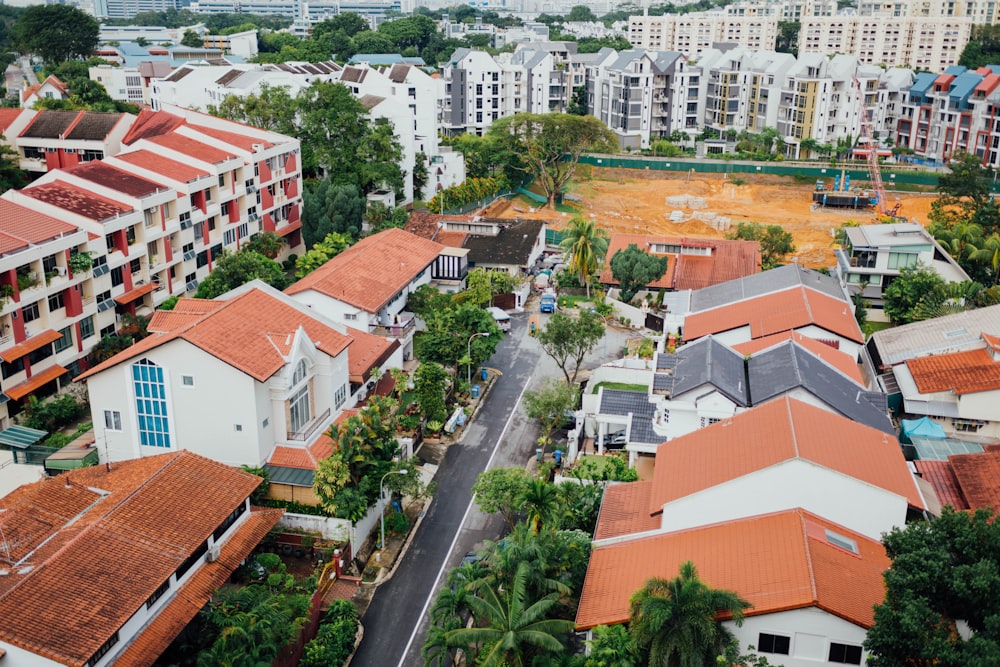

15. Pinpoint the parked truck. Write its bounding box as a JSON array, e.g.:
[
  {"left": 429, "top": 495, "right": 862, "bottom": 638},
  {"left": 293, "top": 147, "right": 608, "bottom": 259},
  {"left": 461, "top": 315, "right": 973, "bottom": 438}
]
[{"left": 540, "top": 293, "right": 556, "bottom": 313}]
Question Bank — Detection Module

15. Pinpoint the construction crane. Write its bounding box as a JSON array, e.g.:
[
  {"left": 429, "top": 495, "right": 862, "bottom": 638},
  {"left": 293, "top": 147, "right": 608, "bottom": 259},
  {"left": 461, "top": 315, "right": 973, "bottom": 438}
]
[{"left": 852, "top": 77, "right": 903, "bottom": 221}]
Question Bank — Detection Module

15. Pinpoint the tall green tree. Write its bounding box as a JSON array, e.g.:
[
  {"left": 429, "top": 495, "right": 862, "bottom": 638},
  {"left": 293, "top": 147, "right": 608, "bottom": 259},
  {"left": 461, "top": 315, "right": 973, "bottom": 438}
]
[
  {"left": 445, "top": 562, "right": 576, "bottom": 667},
  {"left": 559, "top": 216, "right": 610, "bottom": 296},
  {"left": 180, "top": 29, "right": 203, "bottom": 47},
  {"left": 194, "top": 249, "right": 290, "bottom": 298},
  {"left": 629, "top": 562, "right": 751, "bottom": 667},
  {"left": 930, "top": 152, "right": 999, "bottom": 234},
  {"left": 519, "top": 478, "right": 562, "bottom": 534},
  {"left": 209, "top": 83, "right": 297, "bottom": 134},
  {"left": 414, "top": 302, "right": 502, "bottom": 376},
  {"left": 302, "top": 180, "right": 365, "bottom": 245},
  {"left": 536, "top": 310, "right": 605, "bottom": 384},
  {"left": 488, "top": 113, "right": 617, "bottom": 207},
  {"left": 523, "top": 379, "right": 579, "bottom": 452},
  {"left": 13, "top": 5, "right": 98, "bottom": 64},
  {"left": 865, "top": 507, "right": 1000, "bottom": 666},
  {"left": 882, "top": 264, "right": 947, "bottom": 324},
  {"left": 566, "top": 5, "right": 598, "bottom": 21},
  {"left": 294, "top": 231, "right": 353, "bottom": 277},
  {"left": 568, "top": 85, "right": 588, "bottom": 116},
  {"left": 726, "top": 221, "right": 795, "bottom": 270},
  {"left": 0, "top": 139, "right": 27, "bottom": 191},
  {"left": 609, "top": 243, "right": 669, "bottom": 303},
  {"left": 472, "top": 467, "right": 533, "bottom": 531}
]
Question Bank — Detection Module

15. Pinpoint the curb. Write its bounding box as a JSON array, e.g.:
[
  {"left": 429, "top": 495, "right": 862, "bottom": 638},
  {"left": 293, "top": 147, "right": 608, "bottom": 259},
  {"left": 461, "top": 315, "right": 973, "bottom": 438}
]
[{"left": 373, "top": 495, "right": 434, "bottom": 585}]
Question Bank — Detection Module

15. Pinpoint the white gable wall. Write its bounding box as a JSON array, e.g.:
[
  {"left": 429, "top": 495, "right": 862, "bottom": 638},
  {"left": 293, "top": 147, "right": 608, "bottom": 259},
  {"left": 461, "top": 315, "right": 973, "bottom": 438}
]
[
  {"left": 659, "top": 459, "right": 907, "bottom": 540},
  {"left": 729, "top": 608, "right": 871, "bottom": 667}
]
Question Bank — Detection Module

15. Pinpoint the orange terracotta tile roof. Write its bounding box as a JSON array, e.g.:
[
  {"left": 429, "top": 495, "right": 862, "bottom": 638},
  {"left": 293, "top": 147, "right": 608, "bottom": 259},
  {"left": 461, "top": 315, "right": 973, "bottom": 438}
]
[
  {"left": 983, "top": 333, "right": 1000, "bottom": 352},
  {"left": 286, "top": 228, "right": 444, "bottom": 312},
  {"left": 576, "top": 508, "right": 889, "bottom": 630},
  {"left": 114, "top": 507, "right": 283, "bottom": 666},
  {"left": 344, "top": 325, "right": 399, "bottom": 382},
  {"left": 0, "top": 329, "right": 63, "bottom": 363},
  {"left": 594, "top": 481, "right": 662, "bottom": 540},
  {"left": 78, "top": 287, "right": 351, "bottom": 383},
  {"left": 121, "top": 108, "right": 187, "bottom": 144},
  {"left": 649, "top": 396, "right": 924, "bottom": 512},
  {"left": 404, "top": 211, "right": 473, "bottom": 239},
  {"left": 684, "top": 286, "right": 863, "bottom": 343},
  {"left": 948, "top": 445, "right": 1000, "bottom": 511},
  {"left": 114, "top": 149, "right": 210, "bottom": 183},
  {"left": 0, "top": 108, "right": 25, "bottom": 133},
  {"left": 0, "top": 451, "right": 265, "bottom": 666},
  {"left": 145, "top": 133, "right": 236, "bottom": 164},
  {"left": 914, "top": 460, "right": 969, "bottom": 511},
  {"left": 0, "top": 200, "right": 79, "bottom": 253},
  {"left": 732, "top": 331, "right": 864, "bottom": 385},
  {"left": 906, "top": 348, "right": 1000, "bottom": 395},
  {"left": 436, "top": 230, "right": 469, "bottom": 248},
  {"left": 4, "top": 364, "right": 67, "bottom": 401},
  {"left": 113, "top": 281, "right": 155, "bottom": 304},
  {"left": 598, "top": 233, "right": 761, "bottom": 291},
  {"left": 185, "top": 124, "right": 274, "bottom": 152}
]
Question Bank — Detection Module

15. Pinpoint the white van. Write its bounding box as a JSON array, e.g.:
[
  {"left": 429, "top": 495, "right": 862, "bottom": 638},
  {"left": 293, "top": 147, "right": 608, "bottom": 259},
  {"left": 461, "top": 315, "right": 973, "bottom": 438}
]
[{"left": 487, "top": 306, "right": 511, "bottom": 333}]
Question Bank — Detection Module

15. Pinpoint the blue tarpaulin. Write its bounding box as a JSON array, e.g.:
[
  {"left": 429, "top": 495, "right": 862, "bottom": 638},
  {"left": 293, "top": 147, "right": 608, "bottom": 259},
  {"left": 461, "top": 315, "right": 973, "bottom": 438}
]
[{"left": 901, "top": 417, "right": 946, "bottom": 443}]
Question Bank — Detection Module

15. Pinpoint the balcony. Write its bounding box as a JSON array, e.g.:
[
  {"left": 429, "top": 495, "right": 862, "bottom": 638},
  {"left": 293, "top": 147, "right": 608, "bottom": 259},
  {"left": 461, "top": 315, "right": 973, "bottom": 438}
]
[
  {"left": 370, "top": 312, "right": 415, "bottom": 339},
  {"left": 287, "top": 407, "right": 331, "bottom": 442}
]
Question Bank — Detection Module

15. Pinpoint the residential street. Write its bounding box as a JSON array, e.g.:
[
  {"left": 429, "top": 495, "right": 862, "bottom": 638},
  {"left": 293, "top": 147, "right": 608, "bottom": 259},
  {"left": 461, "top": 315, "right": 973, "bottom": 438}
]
[{"left": 352, "top": 310, "right": 636, "bottom": 667}]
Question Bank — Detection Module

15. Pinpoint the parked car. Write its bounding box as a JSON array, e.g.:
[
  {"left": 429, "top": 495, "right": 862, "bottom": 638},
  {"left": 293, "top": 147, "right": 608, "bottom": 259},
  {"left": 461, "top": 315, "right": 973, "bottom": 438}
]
[
  {"left": 540, "top": 294, "right": 556, "bottom": 313},
  {"left": 600, "top": 430, "right": 627, "bottom": 449},
  {"left": 559, "top": 410, "right": 577, "bottom": 430}
]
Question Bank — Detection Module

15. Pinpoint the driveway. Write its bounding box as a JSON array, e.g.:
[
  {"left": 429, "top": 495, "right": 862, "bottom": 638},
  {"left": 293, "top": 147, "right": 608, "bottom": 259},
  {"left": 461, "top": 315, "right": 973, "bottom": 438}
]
[{"left": 352, "top": 312, "right": 639, "bottom": 666}]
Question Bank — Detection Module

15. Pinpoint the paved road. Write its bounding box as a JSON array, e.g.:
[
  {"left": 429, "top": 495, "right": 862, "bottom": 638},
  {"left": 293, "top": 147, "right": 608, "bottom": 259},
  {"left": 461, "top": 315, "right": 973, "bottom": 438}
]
[
  {"left": 352, "top": 312, "right": 543, "bottom": 667},
  {"left": 353, "top": 310, "right": 637, "bottom": 666}
]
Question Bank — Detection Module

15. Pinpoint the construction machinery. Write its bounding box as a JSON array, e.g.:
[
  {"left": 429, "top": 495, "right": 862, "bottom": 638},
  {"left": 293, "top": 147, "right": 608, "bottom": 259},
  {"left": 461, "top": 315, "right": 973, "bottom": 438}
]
[{"left": 851, "top": 77, "right": 904, "bottom": 221}]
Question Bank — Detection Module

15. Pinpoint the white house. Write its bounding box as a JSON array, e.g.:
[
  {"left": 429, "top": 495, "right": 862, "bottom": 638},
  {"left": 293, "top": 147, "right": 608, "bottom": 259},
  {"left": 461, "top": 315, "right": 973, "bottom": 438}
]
[
  {"left": 78, "top": 282, "right": 396, "bottom": 468},
  {"left": 0, "top": 450, "right": 281, "bottom": 667},
  {"left": 595, "top": 396, "right": 924, "bottom": 543},
  {"left": 577, "top": 508, "right": 887, "bottom": 667},
  {"left": 285, "top": 228, "right": 445, "bottom": 361},
  {"left": 20, "top": 76, "right": 69, "bottom": 109}
]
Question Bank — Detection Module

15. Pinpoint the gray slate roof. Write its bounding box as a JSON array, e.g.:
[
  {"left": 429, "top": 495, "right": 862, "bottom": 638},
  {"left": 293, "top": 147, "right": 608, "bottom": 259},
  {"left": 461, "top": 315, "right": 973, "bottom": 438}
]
[
  {"left": 867, "top": 303, "right": 1000, "bottom": 368},
  {"left": 653, "top": 338, "right": 748, "bottom": 404},
  {"left": 689, "top": 264, "right": 845, "bottom": 313},
  {"left": 598, "top": 389, "right": 660, "bottom": 444}
]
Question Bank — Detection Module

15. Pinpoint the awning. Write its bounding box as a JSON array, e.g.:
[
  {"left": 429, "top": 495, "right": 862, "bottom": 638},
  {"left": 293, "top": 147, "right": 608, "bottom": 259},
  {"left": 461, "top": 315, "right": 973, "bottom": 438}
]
[
  {"left": 277, "top": 219, "right": 302, "bottom": 236},
  {"left": 4, "top": 364, "right": 67, "bottom": 401},
  {"left": 263, "top": 464, "right": 315, "bottom": 487},
  {"left": 0, "top": 424, "right": 47, "bottom": 449},
  {"left": 0, "top": 330, "right": 61, "bottom": 363},
  {"left": 45, "top": 443, "right": 99, "bottom": 471},
  {"left": 114, "top": 282, "right": 155, "bottom": 305}
]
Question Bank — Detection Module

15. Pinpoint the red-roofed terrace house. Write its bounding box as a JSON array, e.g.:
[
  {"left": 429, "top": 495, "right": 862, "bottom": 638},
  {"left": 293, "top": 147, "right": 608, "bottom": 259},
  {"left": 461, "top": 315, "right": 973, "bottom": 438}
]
[
  {"left": 0, "top": 450, "right": 282, "bottom": 666},
  {"left": 0, "top": 200, "right": 94, "bottom": 429},
  {"left": 77, "top": 283, "right": 394, "bottom": 475},
  {"left": 14, "top": 109, "right": 134, "bottom": 174}
]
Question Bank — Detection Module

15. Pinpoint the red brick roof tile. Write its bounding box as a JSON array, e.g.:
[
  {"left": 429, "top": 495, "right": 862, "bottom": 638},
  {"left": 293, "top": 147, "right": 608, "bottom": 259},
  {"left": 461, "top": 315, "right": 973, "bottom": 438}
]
[
  {"left": 0, "top": 199, "right": 79, "bottom": 256},
  {"left": 145, "top": 133, "right": 236, "bottom": 164},
  {"left": 0, "top": 451, "right": 266, "bottom": 666},
  {"left": 594, "top": 481, "right": 662, "bottom": 540},
  {"left": 114, "top": 149, "right": 210, "bottom": 183},
  {"left": 21, "top": 180, "right": 133, "bottom": 221},
  {"left": 684, "top": 286, "right": 863, "bottom": 343},
  {"left": 286, "top": 228, "right": 444, "bottom": 313},
  {"left": 906, "top": 348, "right": 1000, "bottom": 395},
  {"left": 948, "top": 445, "right": 1000, "bottom": 511},
  {"left": 576, "top": 509, "right": 889, "bottom": 630},
  {"left": 649, "top": 397, "right": 923, "bottom": 512},
  {"left": 914, "top": 460, "right": 969, "bottom": 510},
  {"left": 79, "top": 287, "right": 351, "bottom": 383}
]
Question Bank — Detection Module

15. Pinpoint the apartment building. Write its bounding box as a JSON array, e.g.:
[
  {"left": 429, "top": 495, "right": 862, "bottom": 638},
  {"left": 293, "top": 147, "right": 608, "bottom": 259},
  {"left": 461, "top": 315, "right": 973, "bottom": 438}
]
[
  {"left": 90, "top": 62, "right": 174, "bottom": 106},
  {"left": 798, "top": 16, "right": 973, "bottom": 71},
  {"left": 1, "top": 109, "right": 134, "bottom": 175},
  {"left": 442, "top": 48, "right": 525, "bottom": 135},
  {"left": 695, "top": 48, "right": 796, "bottom": 137},
  {"left": 587, "top": 49, "right": 693, "bottom": 149},
  {"left": 186, "top": 0, "right": 402, "bottom": 27},
  {"left": 895, "top": 65, "right": 1000, "bottom": 166},
  {"left": 627, "top": 12, "right": 779, "bottom": 59},
  {"left": 0, "top": 107, "right": 304, "bottom": 428},
  {"left": 858, "top": 0, "right": 999, "bottom": 22}
]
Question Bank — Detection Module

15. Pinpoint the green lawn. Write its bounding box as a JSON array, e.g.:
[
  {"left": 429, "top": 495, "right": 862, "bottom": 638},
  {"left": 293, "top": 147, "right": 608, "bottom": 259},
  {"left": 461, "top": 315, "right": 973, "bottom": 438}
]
[
  {"left": 558, "top": 294, "right": 595, "bottom": 309},
  {"left": 590, "top": 381, "right": 648, "bottom": 395},
  {"left": 863, "top": 320, "right": 893, "bottom": 339}
]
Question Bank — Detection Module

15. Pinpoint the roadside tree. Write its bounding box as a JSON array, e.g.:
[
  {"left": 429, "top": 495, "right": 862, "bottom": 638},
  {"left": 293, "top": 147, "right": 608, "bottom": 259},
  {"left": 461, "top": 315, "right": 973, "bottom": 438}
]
[
  {"left": 609, "top": 244, "right": 668, "bottom": 303},
  {"left": 559, "top": 216, "right": 610, "bottom": 297},
  {"left": 472, "top": 467, "right": 533, "bottom": 530},
  {"left": 523, "top": 379, "right": 578, "bottom": 451},
  {"left": 537, "top": 310, "right": 605, "bottom": 384},
  {"left": 13, "top": 5, "right": 98, "bottom": 64}
]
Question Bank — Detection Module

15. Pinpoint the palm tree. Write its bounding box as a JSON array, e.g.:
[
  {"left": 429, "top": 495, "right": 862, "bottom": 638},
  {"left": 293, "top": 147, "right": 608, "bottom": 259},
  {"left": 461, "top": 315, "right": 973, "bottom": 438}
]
[
  {"left": 970, "top": 233, "right": 1000, "bottom": 285},
  {"left": 445, "top": 562, "right": 575, "bottom": 667},
  {"left": 559, "top": 216, "right": 609, "bottom": 297},
  {"left": 424, "top": 560, "right": 488, "bottom": 667},
  {"left": 586, "top": 624, "right": 641, "bottom": 667},
  {"left": 628, "top": 561, "right": 750, "bottom": 667},
  {"left": 520, "top": 478, "right": 562, "bottom": 534},
  {"left": 483, "top": 524, "right": 570, "bottom": 601}
]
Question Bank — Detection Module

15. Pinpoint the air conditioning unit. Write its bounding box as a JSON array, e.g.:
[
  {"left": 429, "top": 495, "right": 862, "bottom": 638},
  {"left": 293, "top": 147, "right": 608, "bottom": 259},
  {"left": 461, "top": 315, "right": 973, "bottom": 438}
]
[{"left": 206, "top": 545, "right": 221, "bottom": 563}]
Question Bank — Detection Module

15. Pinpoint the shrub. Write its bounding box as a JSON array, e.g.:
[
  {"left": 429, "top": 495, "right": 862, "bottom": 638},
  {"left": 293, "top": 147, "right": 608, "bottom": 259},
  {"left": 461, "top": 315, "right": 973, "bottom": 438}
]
[
  {"left": 21, "top": 394, "right": 87, "bottom": 433},
  {"left": 385, "top": 509, "right": 410, "bottom": 535},
  {"left": 300, "top": 600, "right": 360, "bottom": 667}
]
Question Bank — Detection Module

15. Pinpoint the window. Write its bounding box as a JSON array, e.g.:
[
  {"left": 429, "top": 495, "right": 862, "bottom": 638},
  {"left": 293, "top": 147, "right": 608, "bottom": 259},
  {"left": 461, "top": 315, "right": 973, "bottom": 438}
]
[
  {"left": 54, "top": 326, "right": 73, "bottom": 353},
  {"left": 196, "top": 251, "right": 208, "bottom": 269},
  {"left": 47, "top": 292, "right": 64, "bottom": 312},
  {"left": 104, "top": 410, "right": 122, "bottom": 431},
  {"left": 224, "top": 228, "right": 237, "bottom": 245},
  {"left": 111, "top": 266, "right": 124, "bottom": 287},
  {"left": 132, "top": 359, "right": 171, "bottom": 448},
  {"left": 146, "top": 579, "right": 170, "bottom": 609},
  {"left": 829, "top": 642, "right": 863, "bottom": 665},
  {"left": 235, "top": 424, "right": 243, "bottom": 432},
  {"left": 79, "top": 315, "right": 95, "bottom": 340},
  {"left": 887, "top": 252, "right": 918, "bottom": 269},
  {"left": 125, "top": 226, "right": 136, "bottom": 246},
  {"left": 85, "top": 631, "right": 120, "bottom": 667},
  {"left": 289, "top": 385, "right": 311, "bottom": 434},
  {"left": 100, "top": 324, "right": 116, "bottom": 339},
  {"left": 181, "top": 375, "right": 194, "bottom": 387},
  {"left": 262, "top": 417, "right": 269, "bottom": 428},
  {"left": 335, "top": 383, "right": 347, "bottom": 409},
  {"left": 22, "top": 301, "right": 39, "bottom": 323},
  {"left": 826, "top": 529, "right": 859, "bottom": 553},
  {"left": 292, "top": 359, "right": 308, "bottom": 385},
  {"left": 130, "top": 258, "right": 141, "bottom": 274},
  {"left": 758, "top": 633, "right": 790, "bottom": 655}
]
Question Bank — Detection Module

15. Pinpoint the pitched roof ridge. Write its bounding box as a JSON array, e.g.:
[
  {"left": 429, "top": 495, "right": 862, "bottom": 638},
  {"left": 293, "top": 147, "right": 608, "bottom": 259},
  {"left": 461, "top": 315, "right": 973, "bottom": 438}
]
[
  {"left": 786, "top": 396, "right": 800, "bottom": 459},
  {"left": 797, "top": 508, "right": 820, "bottom": 605}
]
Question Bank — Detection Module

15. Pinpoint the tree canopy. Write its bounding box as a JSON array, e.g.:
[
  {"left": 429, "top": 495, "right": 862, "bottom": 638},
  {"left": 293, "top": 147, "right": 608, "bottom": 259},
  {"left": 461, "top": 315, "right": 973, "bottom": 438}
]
[
  {"left": 414, "top": 302, "right": 503, "bottom": 376},
  {"left": 487, "top": 113, "right": 617, "bottom": 207},
  {"left": 609, "top": 243, "right": 669, "bottom": 302},
  {"left": 882, "top": 264, "right": 947, "bottom": 324},
  {"left": 12, "top": 5, "right": 98, "bottom": 64},
  {"left": 301, "top": 181, "right": 365, "bottom": 247},
  {"left": 865, "top": 507, "right": 1000, "bottom": 666},
  {"left": 523, "top": 379, "right": 579, "bottom": 451},
  {"left": 536, "top": 310, "right": 605, "bottom": 384},
  {"left": 559, "top": 216, "right": 610, "bottom": 296},
  {"left": 726, "top": 221, "right": 795, "bottom": 270},
  {"left": 193, "top": 249, "right": 290, "bottom": 299}
]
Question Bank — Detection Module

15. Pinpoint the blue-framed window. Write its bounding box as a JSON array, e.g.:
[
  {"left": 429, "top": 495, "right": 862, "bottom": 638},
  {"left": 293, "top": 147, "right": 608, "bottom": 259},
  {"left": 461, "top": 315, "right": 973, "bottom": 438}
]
[{"left": 132, "top": 359, "right": 171, "bottom": 448}]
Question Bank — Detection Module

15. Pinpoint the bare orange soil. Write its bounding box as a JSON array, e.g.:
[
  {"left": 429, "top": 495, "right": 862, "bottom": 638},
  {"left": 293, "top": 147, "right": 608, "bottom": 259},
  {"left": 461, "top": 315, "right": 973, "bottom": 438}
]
[{"left": 486, "top": 170, "right": 938, "bottom": 269}]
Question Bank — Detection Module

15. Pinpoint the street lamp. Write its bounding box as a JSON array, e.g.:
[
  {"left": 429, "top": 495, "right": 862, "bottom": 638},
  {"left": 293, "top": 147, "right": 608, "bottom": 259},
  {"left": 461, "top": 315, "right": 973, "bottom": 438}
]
[
  {"left": 467, "top": 331, "right": 489, "bottom": 385},
  {"left": 378, "top": 468, "right": 409, "bottom": 561}
]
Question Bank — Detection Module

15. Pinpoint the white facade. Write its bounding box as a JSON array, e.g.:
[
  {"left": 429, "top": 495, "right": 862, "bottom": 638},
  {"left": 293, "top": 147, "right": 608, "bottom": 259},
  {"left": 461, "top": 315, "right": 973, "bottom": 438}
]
[
  {"left": 627, "top": 12, "right": 779, "bottom": 59},
  {"left": 730, "top": 608, "right": 871, "bottom": 667},
  {"left": 656, "top": 458, "right": 909, "bottom": 542}
]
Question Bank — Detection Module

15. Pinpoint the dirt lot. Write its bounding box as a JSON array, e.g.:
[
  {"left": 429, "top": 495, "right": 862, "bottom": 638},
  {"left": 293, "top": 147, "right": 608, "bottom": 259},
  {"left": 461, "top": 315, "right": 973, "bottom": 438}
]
[{"left": 487, "top": 170, "right": 939, "bottom": 269}]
